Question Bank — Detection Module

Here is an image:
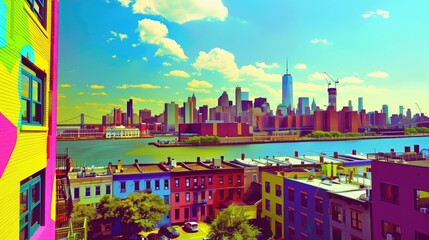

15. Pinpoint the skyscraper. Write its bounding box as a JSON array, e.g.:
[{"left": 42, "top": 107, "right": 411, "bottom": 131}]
[
  {"left": 235, "top": 86, "right": 242, "bottom": 117},
  {"left": 311, "top": 98, "right": 318, "bottom": 114},
  {"left": 254, "top": 97, "right": 267, "bottom": 109},
  {"left": 114, "top": 108, "right": 122, "bottom": 126},
  {"left": 127, "top": 99, "right": 133, "bottom": 125},
  {"left": 358, "top": 97, "right": 363, "bottom": 113},
  {"left": 382, "top": 104, "right": 389, "bottom": 125},
  {"left": 241, "top": 91, "right": 249, "bottom": 101},
  {"left": 218, "top": 91, "right": 229, "bottom": 107},
  {"left": 328, "top": 88, "right": 337, "bottom": 110},
  {"left": 282, "top": 60, "right": 293, "bottom": 111},
  {"left": 191, "top": 92, "right": 196, "bottom": 109},
  {"left": 348, "top": 100, "right": 353, "bottom": 111},
  {"left": 297, "top": 97, "right": 310, "bottom": 115},
  {"left": 164, "top": 102, "right": 178, "bottom": 131},
  {"left": 399, "top": 105, "right": 404, "bottom": 115}
]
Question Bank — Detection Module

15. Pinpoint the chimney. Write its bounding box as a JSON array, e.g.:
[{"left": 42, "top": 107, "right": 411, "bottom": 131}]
[
  {"left": 330, "top": 162, "right": 334, "bottom": 178},
  {"left": 241, "top": 153, "right": 245, "bottom": 160},
  {"left": 405, "top": 146, "right": 411, "bottom": 153},
  {"left": 295, "top": 151, "right": 298, "bottom": 157},
  {"left": 107, "top": 162, "right": 112, "bottom": 174},
  {"left": 167, "top": 157, "right": 171, "bottom": 165},
  {"left": 118, "top": 160, "right": 123, "bottom": 170},
  {"left": 319, "top": 156, "right": 324, "bottom": 163},
  {"left": 221, "top": 156, "right": 224, "bottom": 162},
  {"left": 333, "top": 152, "right": 338, "bottom": 158},
  {"left": 352, "top": 150, "right": 357, "bottom": 155},
  {"left": 197, "top": 157, "right": 201, "bottom": 163},
  {"left": 414, "top": 144, "right": 420, "bottom": 153}
]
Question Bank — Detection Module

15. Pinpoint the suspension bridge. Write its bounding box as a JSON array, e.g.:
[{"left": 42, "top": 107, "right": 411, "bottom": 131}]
[{"left": 57, "top": 114, "right": 101, "bottom": 128}]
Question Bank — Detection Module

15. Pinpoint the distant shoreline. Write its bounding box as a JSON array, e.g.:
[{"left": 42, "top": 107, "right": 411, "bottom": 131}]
[{"left": 150, "top": 134, "right": 429, "bottom": 148}]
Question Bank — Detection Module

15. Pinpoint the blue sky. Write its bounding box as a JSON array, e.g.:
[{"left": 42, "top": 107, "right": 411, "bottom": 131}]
[{"left": 58, "top": 0, "right": 429, "bottom": 123}]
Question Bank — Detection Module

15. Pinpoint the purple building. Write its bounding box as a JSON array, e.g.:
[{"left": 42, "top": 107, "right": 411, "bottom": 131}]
[{"left": 371, "top": 160, "right": 429, "bottom": 240}]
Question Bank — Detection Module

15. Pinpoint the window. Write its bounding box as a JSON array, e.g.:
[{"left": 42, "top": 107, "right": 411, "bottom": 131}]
[
  {"left": 85, "top": 187, "right": 91, "bottom": 197},
  {"left": 192, "top": 177, "right": 198, "bottom": 187},
  {"left": 193, "top": 192, "right": 198, "bottom": 201},
  {"left": 21, "top": 61, "right": 44, "bottom": 125},
  {"left": 351, "top": 209, "right": 362, "bottom": 231},
  {"left": 25, "top": 0, "right": 46, "bottom": 27},
  {"left": 164, "top": 179, "right": 169, "bottom": 189},
  {"left": 186, "top": 192, "right": 190, "bottom": 202},
  {"left": 175, "top": 178, "right": 179, "bottom": 188},
  {"left": 20, "top": 171, "right": 43, "bottom": 240},
  {"left": 186, "top": 178, "right": 190, "bottom": 187},
  {"left": 208, "top": 190, "right": 212, "bottom": 200},
  {"left": 220, "top": 190, "right": 224, "bottom": 199},
  {"left": 315, "top": 219, "right": 323, "bottom": 236},
  {"left": 237, "top": 175, "right": 241, "bottom": 183},
  {"left": 288, "top": 227, "right": 296, "bottom": 240},
  {"left": 192, "top": 207, "right": 197, "bottom": 218},
  {"left": 276, "top": 203, "right": 282, "bottom": 216},
  {"left": 120, "top": 182, "right": 126, "bottom": 193},
  {"left": 201, "top": 177, "right": 205, "bottom": 186},
  {"left": 332, "top": 228, "right": 342, "bottom": 240},
  {"left": 315, "top": 197, "right": 323, "bottom": 214},
  {"left": 252, "top": 174, "right": 257, "bottom": 182},
  {"left": 219, "top": 176, "right": 224, "bottom": 184},
  {"left": 73, "top": 187, "right": 80, "bottom": 200},
  {"left": 164, "top": 195, "right": 169, "bottom": 205},
  {"left": 381, "top": 182, "right": 399, "bottom": 204},
  {"left": 201, "top": 191, "right": 206, "bottom": 200},
  {"left": 265, "top": 181, "right": 270, "bottom": 193},
  {"left": 184, "top": 208, "right": 189, "bottom": 218},
  {"left": 146, "top": 180, "right": 151, "bottom": 190},
  {"left": 300, "top": 213, "right": 307, "bottom": 228},
  {"left": 175, "top": 193, "right": 180, "bottom": 203},
  {"left": 265, "top": 199, "right": 271, "bottom": 211},
  {"left": 275, "top": 184, "right": 282, "bottom": 197},
  {"left": 228, "top": 189, "right": 233, "bottom": 200},
  {"left": 288, "top": 188, "right": 294, "bottom": 202},
  {"left": 95, "top": 186, "right": 101, "bottom": 196},
  {"left": 382, "top": 220, "right": 401, "bottom": 240},
  {"left": 237, "top": 188, "right": 241, "bottom": 198},
  {"left": 301, "top": 192, "right": 308, "bottom": 208},
  {"left": 201, "top": 206, "right": 206, "bottom": 216},
  {"left": 106, "top": 185, "right": 111, "bottom": 195},
  {"left": 175, "top": 209, "right": 180, "bottom": 220},
  {"left": 288, "top": 207, "right": 295, "bottom": 222},
  {"left": 134, "top": 181, "right": 140, "bottom": 192},
  {"left": 331, "top": 203, "right": 342, "bottom": 222},
  {"left": 155, "top": 180, "right": 160, "bottom": 190},
  {"left": 415, "top": 189, "right": 429, "bottom": 211},
  {"left": 416, "top": 232, "right": 429, "bottom": 240},
  {"left": 228, "top": 175, "right": 233, "bottom": 184},
  {"left": 208, "top": 176, "right": 213, "bottom": 185}
]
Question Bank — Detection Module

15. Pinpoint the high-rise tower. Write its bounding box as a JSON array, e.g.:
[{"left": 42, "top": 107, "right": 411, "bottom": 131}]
[
  {"left": 127, "top": 99, "right": 133, "bottom": 125},
  {"left": 327, "top": 88, "right": 337, "bottom": 111},
  {"left": 282, "top": 60, "right": 293, "bottom": 112},
  {"left": 218, "top": 91, "right": 229, "bottom": 107},
  {"left": 235, "top": 86, "right": 242, "bottom": 117},
  {"left": 358, "top": 97, "right": 363, "bottom": 113}
]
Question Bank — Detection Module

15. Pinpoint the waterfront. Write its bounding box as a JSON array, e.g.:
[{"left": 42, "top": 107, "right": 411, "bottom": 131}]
[{"left": 57, "top": 136, "right": 429, "bottom": 167}]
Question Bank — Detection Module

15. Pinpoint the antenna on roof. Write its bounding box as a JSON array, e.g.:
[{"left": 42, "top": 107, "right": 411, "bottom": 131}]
[{"left": 286, "top": 57, "right": 289, "bottom": 74}]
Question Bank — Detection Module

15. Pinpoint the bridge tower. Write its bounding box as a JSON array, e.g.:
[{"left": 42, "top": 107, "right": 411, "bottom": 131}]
[{"left": 80, "top": 113, "right": 84, "bottom": 129}]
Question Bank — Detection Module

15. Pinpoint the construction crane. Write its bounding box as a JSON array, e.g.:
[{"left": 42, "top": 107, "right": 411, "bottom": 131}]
[
  {"left": 416, "top": 102, "right": 426, "bottom": 116},
  {"left": 323, "top": 72, "right": 339, "bottom": 88}
]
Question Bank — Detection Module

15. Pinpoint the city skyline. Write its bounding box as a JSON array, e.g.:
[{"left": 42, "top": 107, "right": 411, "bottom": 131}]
[{"left": 58, "top": 0, "right": 429, "bottom": 123}]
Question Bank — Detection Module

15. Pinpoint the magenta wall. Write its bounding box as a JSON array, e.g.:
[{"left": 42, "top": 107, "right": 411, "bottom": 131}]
[{"left": 372, "top": 160, "right": 429, "bottom": 239}]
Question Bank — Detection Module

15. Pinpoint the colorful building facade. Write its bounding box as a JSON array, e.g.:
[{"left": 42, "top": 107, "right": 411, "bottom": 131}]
[
  {"left": 0, "top": 0, "right": 58, "bottom": 239},
  {"left": 261, "top": 171, "right": 285, "bottom": 239},
  {"left": 371, "top": 160, "right": 429, "bottom": 240}
]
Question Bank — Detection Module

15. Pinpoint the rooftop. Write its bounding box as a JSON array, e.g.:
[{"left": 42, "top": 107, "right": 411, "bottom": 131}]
[
  {"left": 286, "top": 175, "right": 370, "bottom": 193},
  {"left": 331, "top": 189, "right": 368, "bottom": 202}
]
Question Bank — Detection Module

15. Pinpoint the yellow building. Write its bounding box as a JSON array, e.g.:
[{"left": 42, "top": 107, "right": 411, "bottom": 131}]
[
  {"left": 0, "top": 0, "right": 58, "bottom": 239},
  {"left": 261, "top": 171, "right": 284, "bottom": 238}
]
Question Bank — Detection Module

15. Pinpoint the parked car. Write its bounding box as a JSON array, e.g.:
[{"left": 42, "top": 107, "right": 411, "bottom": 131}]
[
  {"left": 184, "top": 222, "right": 199, "bottom": 232},
  {"left": 147, "top": 233, "right": 169, "bottom": 240},
  {"left": 158, "top": 225, "right": 180, "bottom": 238}
]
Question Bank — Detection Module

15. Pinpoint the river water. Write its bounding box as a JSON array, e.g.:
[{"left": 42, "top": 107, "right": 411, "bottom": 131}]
[{"left": 56, "top": 136, "right": 429, "bottom": 167}]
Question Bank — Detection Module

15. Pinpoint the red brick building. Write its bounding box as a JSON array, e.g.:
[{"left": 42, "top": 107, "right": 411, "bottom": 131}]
[
  {"left": 314, "top": 106, "right": 359, "bottom": 132},
  {"left": 178, "top": 122, "right": 250, "bottom": 141}
]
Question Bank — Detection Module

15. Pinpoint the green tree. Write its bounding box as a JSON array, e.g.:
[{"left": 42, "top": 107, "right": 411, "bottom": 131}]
[
  {"left": 70, "top": 203, "right": 99, "bottom": 232},
  {"left": 208, "top": 205, "right": 260, "bottom": 240},
  {"left": 98, "top": 195, "right": 121, "bottom": 220},
  {"left": 329, "top": 131, "right": 342, "bottom": 138}
]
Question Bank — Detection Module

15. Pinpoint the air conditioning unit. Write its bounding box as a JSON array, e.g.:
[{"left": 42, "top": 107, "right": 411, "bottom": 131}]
[{"left": 420, "top": 207, "right": 428, "bottom": 213}]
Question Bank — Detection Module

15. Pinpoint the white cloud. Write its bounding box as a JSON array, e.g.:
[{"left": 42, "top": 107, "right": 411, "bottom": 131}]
[
  {"left": 362, "top": 10, "right": 390, "bottom": 19},
  {"left": 131, "top": 43, "right": 139, "bottom": 47},
  {"left": 238, "top": 64, "right": 281, "bottom": 82},
  {"left": 308, "top": 72, "right": 326, "bottom": 81},
  {"left": 199, "top": 98, "right": 217, "bottom": 105},
  {"left": 78, "top": 92, "right": 84, "bottom": 95},
  {"left": 132, "top": 0, "right": 228, "bottom": 24},
  {"left": 127, "top": 59, "right": 131, "bottom": 62},
  {"left": 116, "top": 84, "right": 161, "bottom": 89},
  {"left": 294, "top": 64, "right": 308, "bottom": 70},
  {"left": 339, "top": 76, "right": 364, "bottom": 84},
  {"left": 90, "top": 84, "right": 105, "bottom": 89},
  {"left": 142, "top": 57, "right": 148, "bottom": 61},
  {"left": 256, "top": 62, "right": 279, "bottom": 69},
  {"left": 164, "top": 86, "right": 171, "bottom": 89},
  {"left": 187, "top": 79, "right": 213, "bottom": 88},
  {"left": 252, "top": 82, "right": 281, "bottom": 97},
  {"left": 121, "top": 97, "right": 164, "bottom": 104},
  {"left": 90, "top": 92, "right": 108, "bottom": 96},
  {"left": 367, "top": 71, "right": 389, "bottom": 78},
  {"left": 108, "top": 31, "right": 128, "bottom": 42},
  {"left": 58, "top": 93, "right": 67, "bottom": 99},
  {"left": 164, "top": 70, "right": 190, "bottom": 78},
  {"left": 112, "top": 54, "right": 117, "bottom": 58},
  {"left": 310, "top": 38, "right": 333, "bottom": 45},
  {"left": 118, "top": 33, "right": 128, "bottom": 41},
  {"left": 186, "top": 88, "right": 210, "bottom": 93},
  {"left": 60, "top": 84, "right": 71, "bottom": 88},
  {"left": 163, "top": 62, "right": 172, "bottom": 66},
  {"left": 118, "top": 0, "right": 132, "bottom": 7},
  {"left": 136, "top": 19, "right": 187, "bottom": 60}
]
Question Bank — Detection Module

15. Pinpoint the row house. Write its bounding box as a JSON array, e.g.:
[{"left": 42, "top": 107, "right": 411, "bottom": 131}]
[
  {"left": 0, "top": 0, "right": 58, "bottom": 239},
  {"left": 167, "top": 157, "right": 244, "bottom": 224}
]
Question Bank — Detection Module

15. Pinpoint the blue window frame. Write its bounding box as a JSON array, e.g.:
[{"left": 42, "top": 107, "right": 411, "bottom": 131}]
[
  {"left": 21, "top": 68, "right": 43, "bottom": 125},
  {"left": 20, "top": 172, "right": 43, "bottom": 240},
  {"left": 26, "top": 0, "right": 46, "bottom": 27}
]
